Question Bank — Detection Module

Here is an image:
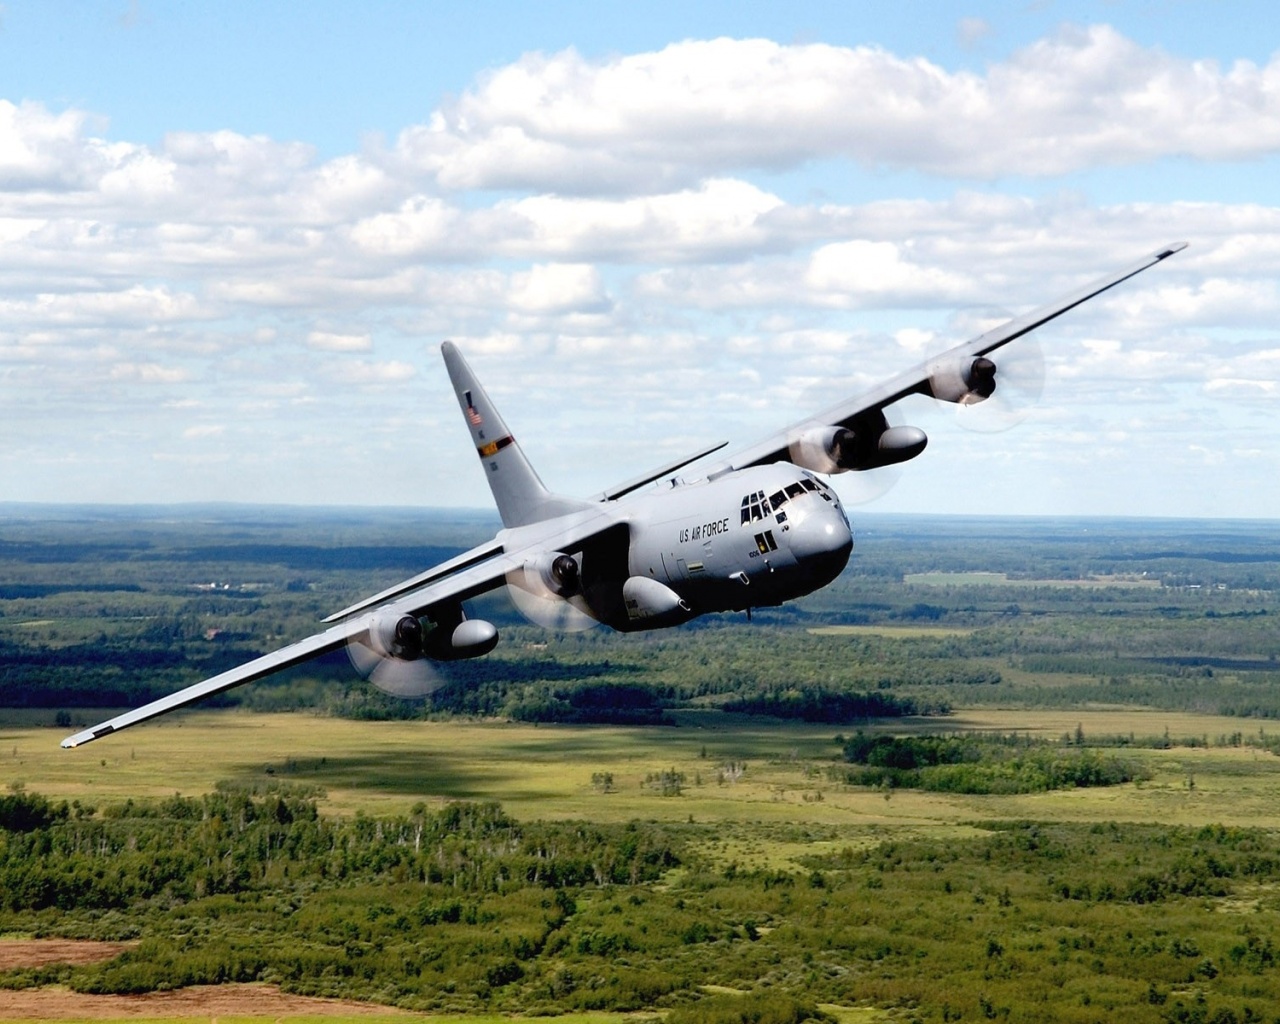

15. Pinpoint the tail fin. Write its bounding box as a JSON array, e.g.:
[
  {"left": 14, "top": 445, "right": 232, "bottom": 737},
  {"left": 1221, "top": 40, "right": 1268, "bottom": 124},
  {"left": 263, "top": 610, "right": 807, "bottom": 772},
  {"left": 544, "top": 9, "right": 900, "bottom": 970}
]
[{"left": 441, "top": 342, "right": 591, "bottom": 528}]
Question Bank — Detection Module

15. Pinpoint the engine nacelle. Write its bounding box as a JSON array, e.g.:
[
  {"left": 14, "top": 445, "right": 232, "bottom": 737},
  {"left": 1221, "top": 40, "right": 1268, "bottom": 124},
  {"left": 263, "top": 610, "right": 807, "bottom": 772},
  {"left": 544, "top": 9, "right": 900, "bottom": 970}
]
[
  {"left": 926, "top": 355, "right": 997, "bottom": 405},
  {"left": 364, "top": 611, "right": 425, "bottom": 661},
  {"left": 522, "top": 551, "right": 580, "bottom": 597},
  {"left": 790, "top": 421, "right": 927, "bottom": 473},
  {"left": 790, "top": 425, "right": 852, "bottom": 474}
]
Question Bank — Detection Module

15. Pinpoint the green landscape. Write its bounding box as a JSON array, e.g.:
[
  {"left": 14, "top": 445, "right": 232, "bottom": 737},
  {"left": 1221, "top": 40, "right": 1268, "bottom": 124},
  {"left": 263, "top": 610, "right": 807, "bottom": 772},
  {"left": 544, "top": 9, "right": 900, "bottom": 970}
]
[{"left": 5, "top": 505, "right": 1280, "bottom": 1023}]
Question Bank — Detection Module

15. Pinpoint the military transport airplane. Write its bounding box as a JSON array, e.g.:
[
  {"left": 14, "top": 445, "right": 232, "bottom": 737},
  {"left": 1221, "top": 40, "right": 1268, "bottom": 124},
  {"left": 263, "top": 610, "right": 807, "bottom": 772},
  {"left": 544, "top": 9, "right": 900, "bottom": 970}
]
[{"left": 61, "top": 242, "right": 1186, "bottom": 748}]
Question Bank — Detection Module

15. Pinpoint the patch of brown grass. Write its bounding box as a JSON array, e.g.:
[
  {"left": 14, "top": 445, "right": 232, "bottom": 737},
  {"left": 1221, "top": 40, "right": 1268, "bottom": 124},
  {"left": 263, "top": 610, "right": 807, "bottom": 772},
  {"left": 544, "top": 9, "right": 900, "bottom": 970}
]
[
  {"left": 0, "top": 939, "right": 133, "bottom": 970},
  {"left": 0, "top": 981, "right": 415, "bottom": 1020}
]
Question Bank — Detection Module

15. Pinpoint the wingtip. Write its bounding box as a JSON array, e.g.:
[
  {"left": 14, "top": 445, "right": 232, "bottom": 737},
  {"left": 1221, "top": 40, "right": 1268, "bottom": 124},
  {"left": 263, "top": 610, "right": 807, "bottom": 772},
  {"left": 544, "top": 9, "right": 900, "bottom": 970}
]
[
  {"left": 63, "top": 723, "right": 111, "bottom": 748},
  {"left": 1157, "top": 241, "right": 1189, "bottom": 259}
]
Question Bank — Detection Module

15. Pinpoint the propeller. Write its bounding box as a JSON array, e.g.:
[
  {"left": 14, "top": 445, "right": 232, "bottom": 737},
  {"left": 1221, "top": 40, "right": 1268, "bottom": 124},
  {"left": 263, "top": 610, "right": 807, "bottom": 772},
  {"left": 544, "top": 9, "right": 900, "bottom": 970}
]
[
  {"left": 786, "top": 373, "right": 910, "bottom": 506},
  {"left": 346, "top": 612, "right": 447, "bottom": 698},
  {"left": 833, "top": 462, "right": 903, "bottom": 507},
  {"left": 952, "top": 338, "right": 1046, "bottom": 434},
  {"left": 505, "top": 552, "right": 599, "bottom": 632}
]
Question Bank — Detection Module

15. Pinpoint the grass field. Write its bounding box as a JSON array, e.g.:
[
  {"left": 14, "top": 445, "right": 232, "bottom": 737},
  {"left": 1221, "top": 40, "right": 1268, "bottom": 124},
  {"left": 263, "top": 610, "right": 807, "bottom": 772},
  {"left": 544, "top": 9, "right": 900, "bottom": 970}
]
[
  {"left": 8, "top": 707, "right": 1280, "bottom": 833},
  {"left": 10, "top": 707, "right": 1280, "bottom": 1022},
  {"left": 805, "top": 625, "right": 975, "bottom": 638},
  {"left": 903, "top": 571, "right": 1162, "bottom": 588}
]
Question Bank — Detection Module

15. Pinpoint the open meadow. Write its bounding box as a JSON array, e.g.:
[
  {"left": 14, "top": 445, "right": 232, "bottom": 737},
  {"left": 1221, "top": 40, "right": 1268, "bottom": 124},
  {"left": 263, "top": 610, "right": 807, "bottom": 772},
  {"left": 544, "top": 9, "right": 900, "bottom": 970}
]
[
  {"left": 7, "top": 509, "right": 1280, "bottom": 1022},
  {"left": 7, "top": 707, "right": 1280, "bottom": 831}
]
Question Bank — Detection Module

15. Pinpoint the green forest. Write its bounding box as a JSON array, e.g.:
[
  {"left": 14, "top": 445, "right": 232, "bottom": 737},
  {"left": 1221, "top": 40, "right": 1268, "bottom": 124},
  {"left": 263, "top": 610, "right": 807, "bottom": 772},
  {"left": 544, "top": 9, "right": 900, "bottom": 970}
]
[
  {"left": 7, "top": 783, "right": 1280, "bottom": 1023},
  {"left": 4, "top": 507, "right": 1280, "bottom": 727},
  {"left": 6, "top": 505, "right": 1280, "bottom": 1022}
]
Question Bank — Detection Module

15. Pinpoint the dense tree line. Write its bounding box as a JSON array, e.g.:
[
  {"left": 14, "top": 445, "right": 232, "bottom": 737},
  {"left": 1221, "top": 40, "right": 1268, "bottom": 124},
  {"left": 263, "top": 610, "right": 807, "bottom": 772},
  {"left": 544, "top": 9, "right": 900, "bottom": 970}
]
[
  {"left": 8, "top": 790, "right": 1280, "bottom": 1020},
  {"left": 722, "top": 686, "right": 937, "bottom": 722},
  {"left": 0, "top": 788, "right": 679, "bottom": 917},
  {"left": 7, "top": 508, "right": 1280, "bottom": 723},
  {"left": 838, "top": 731, "right": 1152, "bottom": 793}
]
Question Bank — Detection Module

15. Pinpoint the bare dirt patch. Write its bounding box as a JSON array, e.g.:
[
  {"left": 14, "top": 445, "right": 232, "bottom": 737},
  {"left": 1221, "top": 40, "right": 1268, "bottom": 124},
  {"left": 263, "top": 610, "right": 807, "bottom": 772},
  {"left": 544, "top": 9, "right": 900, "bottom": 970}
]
[
  {"left": 0, "top": 939, "right": 134, "bottom": 970},
  {"left": 0, "top": 982, "right": 413, "bottom": 1019}
]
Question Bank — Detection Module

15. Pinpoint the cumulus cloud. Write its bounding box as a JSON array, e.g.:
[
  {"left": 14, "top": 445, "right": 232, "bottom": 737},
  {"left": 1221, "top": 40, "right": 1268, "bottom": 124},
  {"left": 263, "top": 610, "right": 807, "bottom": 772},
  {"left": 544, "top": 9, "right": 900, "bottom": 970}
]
[
  {"left": 804, "top": 241, "right": 973, "bottom": 306},
  {"left": 1, "top": 24, "right": 1278, "bottom": 511},
  {"left": 0, "top": 286, "right": 205, "bottom": 327},
  {"left": 0, "top": 100, "right": 111, "bottom": 191},
  {"left": 508, "top": 263, "right": 609, "bottom": 314},
  {"left": 394, "top": 27, "right": 1280, "bottom": 191}
]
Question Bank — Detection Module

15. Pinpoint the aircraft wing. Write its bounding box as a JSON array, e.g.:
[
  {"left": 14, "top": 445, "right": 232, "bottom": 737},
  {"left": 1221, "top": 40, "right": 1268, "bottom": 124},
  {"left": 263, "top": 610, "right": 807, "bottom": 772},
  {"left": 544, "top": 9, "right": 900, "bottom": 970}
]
[
  {"left": 62, "top": 510, "right": 617, "bottom": 748},
  {"left": 711, "top": 242, "right": 1187, "bottom": 474},
  {"left": 60, "top": 622, "right": 364, "bottom": 748}
]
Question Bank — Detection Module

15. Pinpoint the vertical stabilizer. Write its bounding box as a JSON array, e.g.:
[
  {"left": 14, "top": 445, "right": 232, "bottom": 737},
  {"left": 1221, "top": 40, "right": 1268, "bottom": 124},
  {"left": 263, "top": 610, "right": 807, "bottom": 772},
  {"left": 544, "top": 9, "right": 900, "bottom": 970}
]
[{"left": 441, "top": 342, "right": 590, "bottom": 527}]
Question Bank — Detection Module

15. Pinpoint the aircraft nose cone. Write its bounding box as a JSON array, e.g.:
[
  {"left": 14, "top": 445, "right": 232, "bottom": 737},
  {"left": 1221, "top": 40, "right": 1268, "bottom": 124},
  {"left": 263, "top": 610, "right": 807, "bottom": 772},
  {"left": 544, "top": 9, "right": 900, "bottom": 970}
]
[{"left": 788, "top": 508, "right": 853, "bottom": 576}]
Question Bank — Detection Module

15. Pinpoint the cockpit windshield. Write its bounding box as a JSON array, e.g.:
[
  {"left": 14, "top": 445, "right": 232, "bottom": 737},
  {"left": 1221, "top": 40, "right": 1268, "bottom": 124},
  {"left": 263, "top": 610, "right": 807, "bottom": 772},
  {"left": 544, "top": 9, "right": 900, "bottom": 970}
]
[{"left": 743, "top": 477, "right": 827, "bottom": 525}]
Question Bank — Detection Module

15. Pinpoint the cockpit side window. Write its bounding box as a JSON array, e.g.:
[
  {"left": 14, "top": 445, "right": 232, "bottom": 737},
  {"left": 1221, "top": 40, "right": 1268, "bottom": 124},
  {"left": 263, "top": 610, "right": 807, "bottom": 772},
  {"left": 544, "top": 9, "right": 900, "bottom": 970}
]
[
  {"left": 785, "top": 482, "right": 804, "bottom": 499},
  {"left": 741, "top": 490, "right": 769, "bottom": 524}
]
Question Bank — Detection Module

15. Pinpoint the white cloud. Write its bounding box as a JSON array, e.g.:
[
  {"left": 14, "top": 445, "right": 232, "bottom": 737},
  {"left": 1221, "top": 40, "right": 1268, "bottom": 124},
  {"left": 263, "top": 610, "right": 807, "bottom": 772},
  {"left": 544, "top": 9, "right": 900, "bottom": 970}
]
[
  {"left": 497, "top": 179, "right": 789, "bottom": 260},
  {"left": 330, "top": 359, "right": 416, "bottom": 384},
  {"left": 805, "top": 240, "right": 973, "bottom": 306},
  {"left": 107, "top": 361, "right": 190, "bottom": 383},
  {"left": 307, "top": 330, "right": 373, "bottom": 352},
  {"left": 394, "top": 27, "right": 1280, "bottom": 191},
  {"left": 0, "top": 100, "right": 110, "bottom": 191},
  {"left": 508, "top": 263, "right": 608, "bottom": 314},
  {"left": 2, "top": 24, "right": 1279, "bottom": 512},
  {"left": 350, "top": 196, "right": 459, "bottom": 256},
  {"left": 181, "top": 424, "right": 225, "bottom": 439},
  {"left": 0, "top": 286, "right": 205, "bottom": 327}
]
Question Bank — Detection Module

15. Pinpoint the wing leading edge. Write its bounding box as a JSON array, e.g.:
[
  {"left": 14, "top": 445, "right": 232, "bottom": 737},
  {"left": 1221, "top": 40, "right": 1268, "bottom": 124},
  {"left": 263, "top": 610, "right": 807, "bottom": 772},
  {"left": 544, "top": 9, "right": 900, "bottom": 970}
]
[
  {"left": 714, "top": 242, "right": 1187, "bottom": 474},
  {"left": 62, "top": 511, "right": 620, "bottom": 748},
  {"left": 61, "top": 624, "right": 359, "bottom": 748}
]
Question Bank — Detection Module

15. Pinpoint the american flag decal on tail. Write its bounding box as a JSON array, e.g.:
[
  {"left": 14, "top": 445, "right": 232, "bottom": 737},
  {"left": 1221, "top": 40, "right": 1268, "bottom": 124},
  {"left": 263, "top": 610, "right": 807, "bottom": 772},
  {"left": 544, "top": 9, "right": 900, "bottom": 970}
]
[{"left": 464, "top": 390, "right": 483, "bottom": 427}]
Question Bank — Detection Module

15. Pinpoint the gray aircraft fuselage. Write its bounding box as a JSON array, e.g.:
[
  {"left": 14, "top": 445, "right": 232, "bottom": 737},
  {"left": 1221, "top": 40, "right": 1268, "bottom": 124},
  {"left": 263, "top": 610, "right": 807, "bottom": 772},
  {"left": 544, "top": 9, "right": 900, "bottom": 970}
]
[{"left": 497, "top": 461, "right": 852, "bottom": 632}]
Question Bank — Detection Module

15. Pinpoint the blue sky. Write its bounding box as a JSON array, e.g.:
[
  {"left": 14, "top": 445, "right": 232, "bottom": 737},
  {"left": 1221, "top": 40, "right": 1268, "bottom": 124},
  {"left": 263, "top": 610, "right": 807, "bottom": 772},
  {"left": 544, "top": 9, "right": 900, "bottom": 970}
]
[{"left": 1, "top": 1, "right": 1278, "bottom": 516}]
